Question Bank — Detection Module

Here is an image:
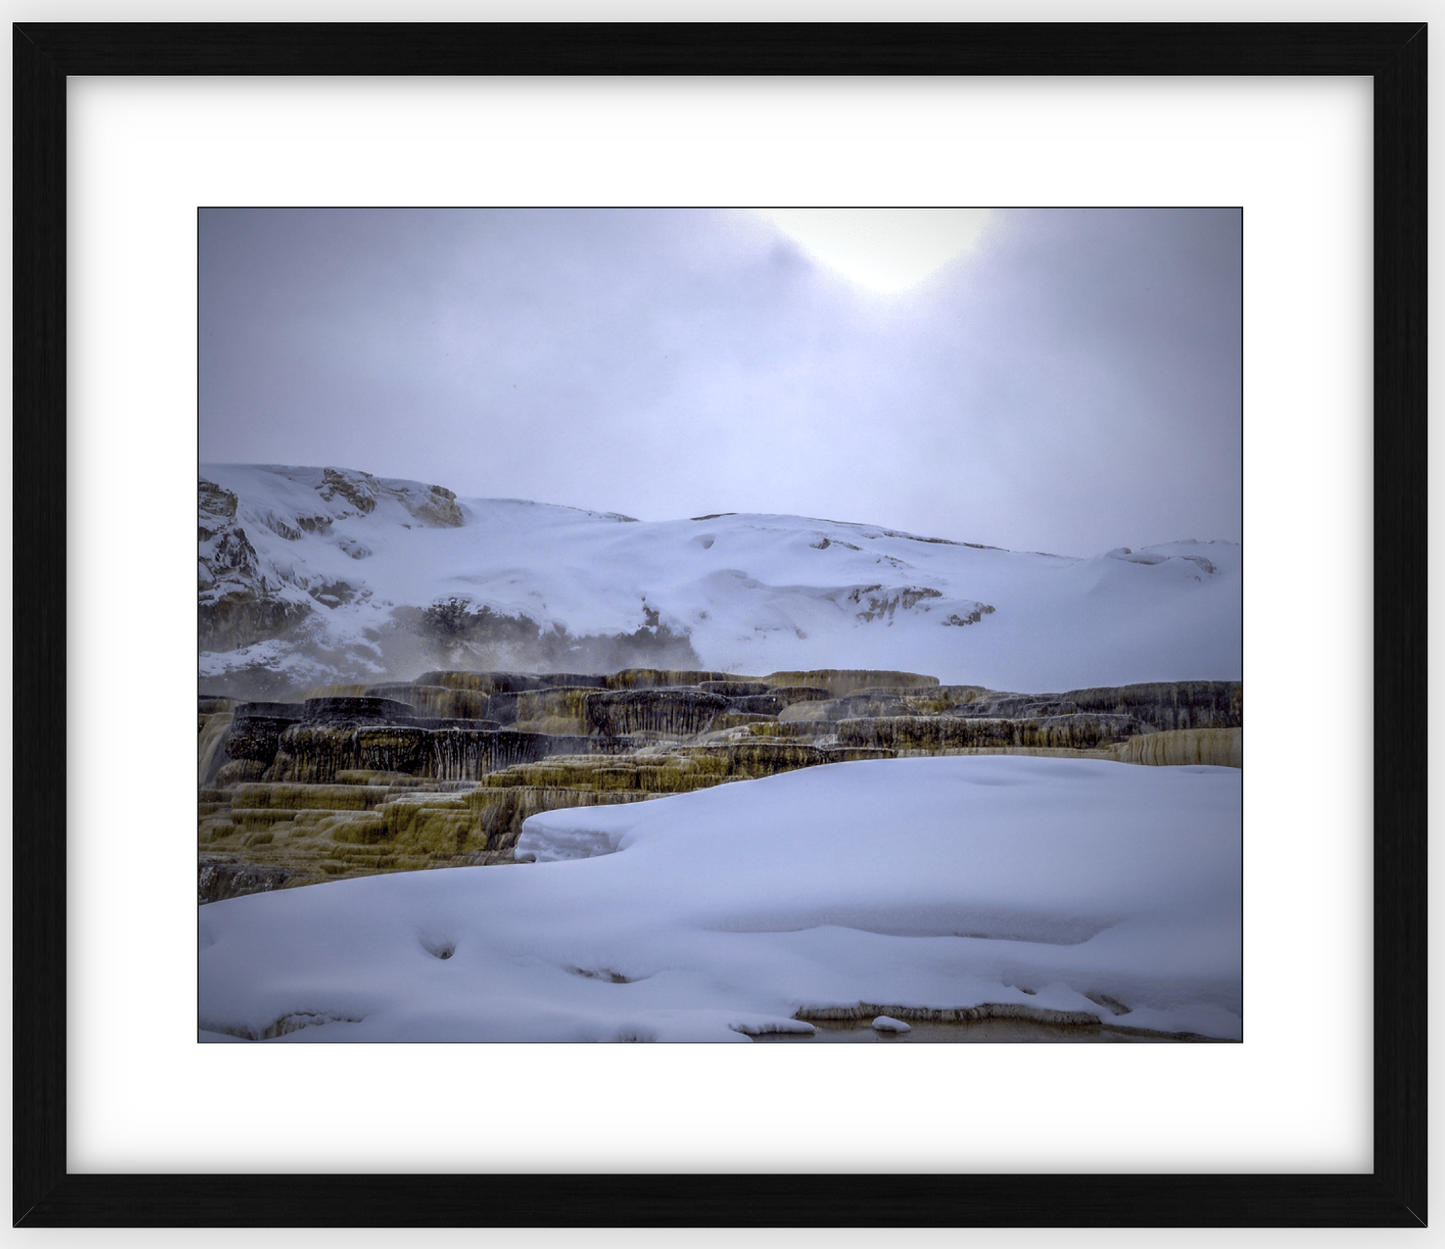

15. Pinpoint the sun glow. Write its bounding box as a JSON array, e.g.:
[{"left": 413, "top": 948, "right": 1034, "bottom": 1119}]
[{"left": 756, "top": 208, "right": 992, "bottom": 294}]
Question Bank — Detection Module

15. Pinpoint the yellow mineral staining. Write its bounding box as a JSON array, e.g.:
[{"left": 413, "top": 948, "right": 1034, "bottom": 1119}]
[
  {"left": 235, "top": 807, "right": 302, "bottom": 830},
  {"left": 415, "top": 671, "right": 496, "bottom": 692},
  {"left": 762, "top": 670, "right": 941, "bottom": 697},
  {"left": 406, "top": 483, "right": 465, "bottom": 529},
  {"left": 471, "top": 786, "right": 653, "bottom": 849},
  {"left": 478, "top": 756, "right": 623, "bottom": 791},
  {"left": 1113, "top": 728, "right": 1242, "bottom": 769},
  {"left": 229, "top": 783, "right": 390, "bottom": 811},
  {"left": 513, "top": 687, "right": 599, "bottom": 735},
  {"left": 333, "top": 769, "right": 433, "bottom": 788},
  {"left": 475, "top": 747, "right": 732, "bottom": 799},
  {"left": 199, "top": 816, "right": 240, "bottom": 843},
  {"left": 382, "top": 794, "right": 478, "bottom": 854},
  {"left": 300, "top": 683, "right": 372, "bottom": 699},
  {"left": 216, "top": 761, "right": 271, "bottom": 787},
  {"left": 414, "top": 671, "right": 543, "bottom": 695},
  {"left": 894, "top": 686, "right": 993, "bottom": 716},
  {"left": 723, "top": 741, "right": 826, "bottom": 779},
  {"left": 365, "top": 683, "right": 490, "bottom": 720},
  {"left": 200, "top": 669, "right": 1244, "bottom": 899},
  {"left": 471, "top": 740, "right": 834, "bottom": 793},
  {"left": 591, "top": 767, "right": 645, "bottom": 792}
]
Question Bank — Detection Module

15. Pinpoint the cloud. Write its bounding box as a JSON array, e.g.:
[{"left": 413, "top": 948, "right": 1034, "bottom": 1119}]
[{"left": 200, "top": 207, "right": 1240, "bottom": 556}]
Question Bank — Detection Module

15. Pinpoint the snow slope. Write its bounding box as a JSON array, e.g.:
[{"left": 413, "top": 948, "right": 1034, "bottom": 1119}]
[
  {"left": 199, "top": 755, "right": 1242, "bottom": 1043},
  {"left": 199, "top": 464, "right": 1240, "bottom": 693}
]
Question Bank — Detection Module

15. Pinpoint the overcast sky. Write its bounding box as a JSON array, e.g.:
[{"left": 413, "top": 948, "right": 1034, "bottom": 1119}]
[{"left": 199, "top": 207, "right": 1240, "bottom": 556}]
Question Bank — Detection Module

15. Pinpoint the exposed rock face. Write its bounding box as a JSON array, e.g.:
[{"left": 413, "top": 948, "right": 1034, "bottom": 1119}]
[
  {"left": 263, "top": 720, "right": 629, "bottom": 786},
  {"left": 199, "top": 669, "right": 1242, "bottom": 902},
  {"left": 317, "top": 467, "right": 465, "bottom": 528},
  {"left": 301, "top": 696, "right": 419, "bottom": 725},
  {"left": 198, "top": 480, "right": 314, "bottom": 652},
  {"left": 584, "top": 689, "right": 731, "bottom": 737},
  {"left": 227, "top": 702, "right": 307, "bottom": 763},
  {"left": 198, "top": 468, "right": 508, "bottom": 690},
  {"left": 837, "top": 713, "right": 1143, "bottom": 753},
  {"left": 199, "top": 859, "right": 291, "bottom": 904},
  {"left": 408, "top": 484, "right": 465, "bottom": 528},
  {"left": 1053, "top": 681, "right": 1241, "bottom": 731},
  {"left": 198, "top": 588, "right": 311, "bottom": 654}
]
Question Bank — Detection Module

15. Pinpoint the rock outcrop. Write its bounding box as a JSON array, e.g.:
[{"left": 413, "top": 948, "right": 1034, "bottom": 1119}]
[{"left": 199, "top": 480, "right": 312, "bottom": 652}]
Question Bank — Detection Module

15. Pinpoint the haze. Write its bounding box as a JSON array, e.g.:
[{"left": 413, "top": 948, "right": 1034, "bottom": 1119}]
[{"left": 199, "top": 207, "right": 1241, "bottom": 557}]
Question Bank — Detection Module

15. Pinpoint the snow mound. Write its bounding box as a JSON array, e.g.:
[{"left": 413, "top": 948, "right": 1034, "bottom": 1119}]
[{"left": 199, "top": 755, "right": 1242, "bottom": 1042}]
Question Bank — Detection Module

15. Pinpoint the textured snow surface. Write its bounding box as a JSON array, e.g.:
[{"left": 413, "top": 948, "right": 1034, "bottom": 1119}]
[
  {"left": 199, "top": 756, "right": 1242, "bottom": 1043},
  {"left": 199, "top": 464, "right": 1240, "bottom": 691}
]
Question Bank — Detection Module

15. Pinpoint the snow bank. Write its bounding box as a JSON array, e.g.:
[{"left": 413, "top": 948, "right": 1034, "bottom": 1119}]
[{"left": 199, "top": 755, "right": 1242, "bottom": 1042}]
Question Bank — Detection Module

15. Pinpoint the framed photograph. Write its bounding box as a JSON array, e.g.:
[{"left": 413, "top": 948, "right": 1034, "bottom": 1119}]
[{"left": 14, "top": 23, "right": 1424, "bottom": 1227}]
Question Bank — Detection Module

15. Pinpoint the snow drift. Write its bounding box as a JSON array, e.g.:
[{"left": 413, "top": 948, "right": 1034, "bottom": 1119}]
[{"left": 199, "top": 754, "right": 1242, "bottom": 1043}]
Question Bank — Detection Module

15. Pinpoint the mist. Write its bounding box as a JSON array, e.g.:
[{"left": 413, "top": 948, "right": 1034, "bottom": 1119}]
[{"left": 200, "top": 207, "right": 1241, "bottom": 557}]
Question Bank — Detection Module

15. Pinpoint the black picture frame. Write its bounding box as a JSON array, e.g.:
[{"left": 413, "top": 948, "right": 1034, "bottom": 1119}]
[{"left": 13, "top": 23, "right": 1425, "bottom": 1228}]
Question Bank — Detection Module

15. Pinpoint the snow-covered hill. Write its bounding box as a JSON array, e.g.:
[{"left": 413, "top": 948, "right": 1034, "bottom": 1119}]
[{"left": 200, "top": 464, "right": 1240, "bottom": 696}]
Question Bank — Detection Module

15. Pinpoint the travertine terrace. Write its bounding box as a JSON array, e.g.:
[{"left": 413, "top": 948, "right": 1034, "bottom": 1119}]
[{"left": 199, "top": 667, "right": 1240, "bottom": 902}]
